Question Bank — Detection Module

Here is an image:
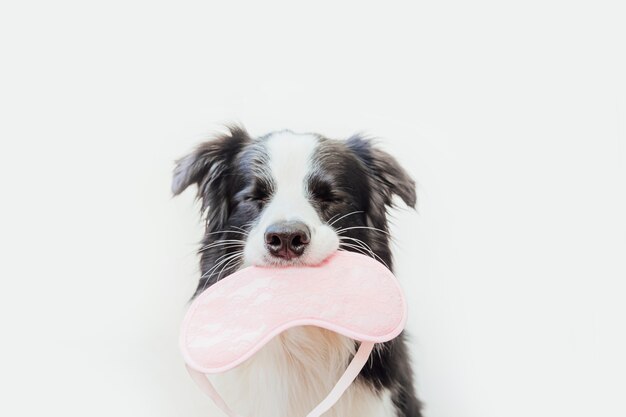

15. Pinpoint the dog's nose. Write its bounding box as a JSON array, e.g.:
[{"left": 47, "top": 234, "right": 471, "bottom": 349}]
[{"left": 264, "top": 221, "right": 311, "bottom": 259}]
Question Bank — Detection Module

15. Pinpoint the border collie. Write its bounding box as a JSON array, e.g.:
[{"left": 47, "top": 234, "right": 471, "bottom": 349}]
[{"left": 173, "top": 126, "right": 422, "bottom": 417}]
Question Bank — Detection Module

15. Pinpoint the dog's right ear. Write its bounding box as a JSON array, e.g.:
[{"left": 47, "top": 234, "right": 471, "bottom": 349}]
[{"left": 172, "top": 125, "right": 251, "bottom": 218}]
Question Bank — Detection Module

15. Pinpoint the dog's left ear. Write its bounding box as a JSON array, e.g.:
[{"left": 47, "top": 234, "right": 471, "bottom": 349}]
[{"left": 346, "top": 135, "right": 416, "bottom": 209}]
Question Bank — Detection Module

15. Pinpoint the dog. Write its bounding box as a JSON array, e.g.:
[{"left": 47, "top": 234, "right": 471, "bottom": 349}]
[{"left": 173, "top": 126, "right": 423, "bottom": 417}]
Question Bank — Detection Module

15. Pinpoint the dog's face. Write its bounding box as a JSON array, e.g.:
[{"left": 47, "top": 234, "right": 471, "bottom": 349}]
[{"left": 173, "top": 127, "right": 415, "bottom": 295}]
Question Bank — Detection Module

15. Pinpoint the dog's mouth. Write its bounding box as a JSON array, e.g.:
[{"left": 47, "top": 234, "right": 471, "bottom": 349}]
[{"left": 259, "top": 250, "right": 339, "bottom": 268}]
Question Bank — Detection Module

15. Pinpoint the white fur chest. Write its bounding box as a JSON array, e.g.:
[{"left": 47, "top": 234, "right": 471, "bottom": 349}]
[{"left": 211, "top": 327, "right": 396, "bottom": 417}]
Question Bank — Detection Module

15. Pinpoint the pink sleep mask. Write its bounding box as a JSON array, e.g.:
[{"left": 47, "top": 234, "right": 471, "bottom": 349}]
[{"left": 180, "top": 251, "right": 407, "bottom": 417}]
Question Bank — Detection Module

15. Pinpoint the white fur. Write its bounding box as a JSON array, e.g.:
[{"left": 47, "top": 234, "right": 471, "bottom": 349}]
[
  {"left": 219, "top": 132, "right": 395, "bottom": 417},
  {"left": 243, "top": 131, "right": 339, "bottom": 267},
  {"left": 213, "top": 327, "right": 396, "bottom": 417}
]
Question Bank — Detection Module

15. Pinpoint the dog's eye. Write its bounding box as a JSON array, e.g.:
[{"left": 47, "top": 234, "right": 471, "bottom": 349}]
[
  {"left": 310, "top": 182, "right": 339, "bottom": 203},
  {"left": 242, "top": 185, "right": 270, "bottom": 204},
  {"left": 244, "top": 192, "right": 268, "bottom": 202}
]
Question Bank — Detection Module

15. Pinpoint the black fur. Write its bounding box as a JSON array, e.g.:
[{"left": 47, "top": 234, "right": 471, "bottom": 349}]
[
  {"left": 314, "top": 135, "right": 422, "bottom": 416},
  {"left": 173, "top": 126, "right": 423, "bottom": 416}
]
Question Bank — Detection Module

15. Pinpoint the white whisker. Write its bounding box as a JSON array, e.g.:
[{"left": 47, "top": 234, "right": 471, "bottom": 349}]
[
  {"left": 198, "top": 252, "right": 243, "bottom": 293},
  {"left": 338, "top": 242, "right": 374, "bottom": 259},
  {"left": 214, "top": 256, "right": 243, "bottom": 284},
  {"left": 327, "top": 210, "right": 364, "bottom": 227},
  {"left": 198, "top": 243, "right": 245, "bottom": 253},
  {"left": 231, "top": 225, "right": 252, "bottom": 234},
  {"left": 199, "top": 239, "right": 247, "bottom": 251},
  {"left": 199, "top": 252, "right": 240, "bottom": 279},
  {"left": 339, "top": 236, "right": 390, "bottom": 269},
  {"left": 335, "top": 225, "right": 391, "bottom": 236},
  {"left": 339, "top": 236, "right": 376, "bottom": 257},
  {"left": 205, "top": 229, "right": 249, "bottom": 237}
]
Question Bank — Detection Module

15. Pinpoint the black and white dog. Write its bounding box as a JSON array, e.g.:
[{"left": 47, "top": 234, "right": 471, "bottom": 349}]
[{"left": 173, "top": 126, "right": 422, "bottom": 417}]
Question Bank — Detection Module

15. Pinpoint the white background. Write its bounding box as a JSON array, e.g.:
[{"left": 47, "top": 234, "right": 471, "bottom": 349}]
[{"left": 1, "top": 1, "right": 625, "bottom": 416}]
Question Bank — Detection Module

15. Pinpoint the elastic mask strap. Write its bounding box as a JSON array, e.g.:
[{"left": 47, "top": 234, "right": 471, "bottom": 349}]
[
  {"left": 305, "top": 341, "right": 375, "bottom": 417},
  {"left": 186, "top": 341, "right": 376, "bottom": 417},
  {"left": 186, "top": 365, "right": 243, "bottom": 417}
]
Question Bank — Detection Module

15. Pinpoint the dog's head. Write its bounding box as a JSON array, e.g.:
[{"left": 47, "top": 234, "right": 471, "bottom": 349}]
[{"left": 173, "top": 126, "right": 415, "bottom": 296}]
